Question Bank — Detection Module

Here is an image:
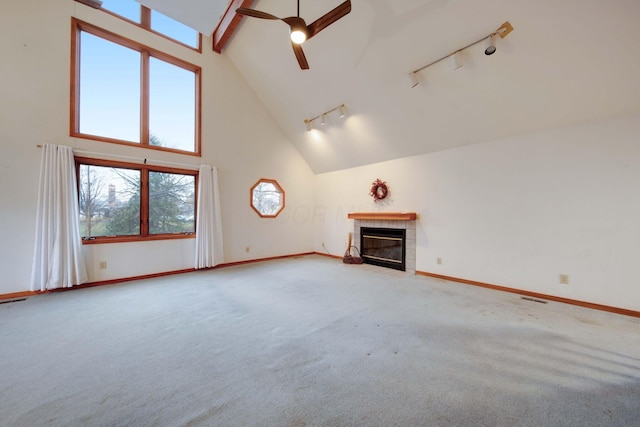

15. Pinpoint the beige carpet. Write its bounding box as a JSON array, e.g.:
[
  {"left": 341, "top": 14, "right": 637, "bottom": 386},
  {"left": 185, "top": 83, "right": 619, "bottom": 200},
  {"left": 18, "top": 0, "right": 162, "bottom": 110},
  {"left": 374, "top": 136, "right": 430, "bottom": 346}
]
[{"left": 1, "top": 255, "right": 639, "bottom": 426}]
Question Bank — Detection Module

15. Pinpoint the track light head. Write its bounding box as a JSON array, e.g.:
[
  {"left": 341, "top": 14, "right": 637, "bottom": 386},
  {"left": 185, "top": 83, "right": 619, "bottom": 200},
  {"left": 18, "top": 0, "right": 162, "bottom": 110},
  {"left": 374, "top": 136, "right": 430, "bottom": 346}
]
[
  {"left": 484, "top": 35, "right": 496, "bottom": 55},
  {"left": 408, "top": 72, "right": 419, "bottom": 88},
  {"left": 338, "top": 105, "right": 346, "bottom": 118},
  {"left": 304, "top": 119, "right": 312, "bottom": 132},
  {"left": 321, "top": 114, "right": 327, "bottom": 126},
  {"left": 450, "top": 51, "right": 463, "bottom": 70}
]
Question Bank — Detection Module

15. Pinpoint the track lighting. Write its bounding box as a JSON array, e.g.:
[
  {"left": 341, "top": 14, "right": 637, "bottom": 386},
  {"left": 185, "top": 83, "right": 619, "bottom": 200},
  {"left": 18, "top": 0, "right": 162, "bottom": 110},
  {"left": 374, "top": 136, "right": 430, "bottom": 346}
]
[
  {"left": 408, "top": 21, "right": 513, "bottom": 87},
  {"left": 484, "top": 35, "right": 496, "bottom": 55},
  {"left": 303, "top": 104, "right": 346, "bottom": 131}
]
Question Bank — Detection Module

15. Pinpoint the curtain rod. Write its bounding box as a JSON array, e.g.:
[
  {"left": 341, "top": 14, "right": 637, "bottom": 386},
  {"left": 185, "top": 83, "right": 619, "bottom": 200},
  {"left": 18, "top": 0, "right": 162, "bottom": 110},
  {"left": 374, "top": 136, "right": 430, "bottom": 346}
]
[{"left": 36, "top": 144, "right": 202, "bottom": 171}]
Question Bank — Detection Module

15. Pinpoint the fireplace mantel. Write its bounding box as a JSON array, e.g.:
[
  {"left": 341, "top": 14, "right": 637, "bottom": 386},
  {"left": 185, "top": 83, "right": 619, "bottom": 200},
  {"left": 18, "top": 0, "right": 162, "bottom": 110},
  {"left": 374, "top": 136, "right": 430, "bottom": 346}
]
[{"left": 348, "top": 212, "right": 417, "bottom": 221}]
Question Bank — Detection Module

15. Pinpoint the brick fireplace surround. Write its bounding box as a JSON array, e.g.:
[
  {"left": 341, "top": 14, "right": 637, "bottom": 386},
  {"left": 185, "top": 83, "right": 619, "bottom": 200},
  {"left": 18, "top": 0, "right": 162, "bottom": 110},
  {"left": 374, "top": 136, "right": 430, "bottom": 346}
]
[{"left": 348, "top": 213, "right": 417, "bottom": 274}]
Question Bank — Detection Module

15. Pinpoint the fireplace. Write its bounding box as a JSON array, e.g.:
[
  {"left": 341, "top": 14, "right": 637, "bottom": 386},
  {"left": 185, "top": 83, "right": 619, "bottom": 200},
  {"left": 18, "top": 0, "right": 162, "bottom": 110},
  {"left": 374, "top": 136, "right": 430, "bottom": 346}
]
[
  {"left": 348, "top": 212, "right": 417, "bottom": 274},
  {"left": 360, "top": 227, "right": 406, "bottom": 271}
]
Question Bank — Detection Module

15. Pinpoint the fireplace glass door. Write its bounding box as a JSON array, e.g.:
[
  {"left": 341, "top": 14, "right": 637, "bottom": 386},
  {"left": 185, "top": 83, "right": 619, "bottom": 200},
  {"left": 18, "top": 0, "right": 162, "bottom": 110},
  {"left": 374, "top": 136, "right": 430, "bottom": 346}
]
[{"left": 360, "top": 227, "right": 406, "bottom": 271}]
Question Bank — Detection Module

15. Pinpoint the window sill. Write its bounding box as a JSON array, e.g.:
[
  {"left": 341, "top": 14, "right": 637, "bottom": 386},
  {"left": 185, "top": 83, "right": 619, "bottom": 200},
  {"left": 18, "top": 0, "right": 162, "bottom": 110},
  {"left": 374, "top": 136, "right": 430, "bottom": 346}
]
[{"left": 82, "top": 234, "right": 195, "bottom": 244}]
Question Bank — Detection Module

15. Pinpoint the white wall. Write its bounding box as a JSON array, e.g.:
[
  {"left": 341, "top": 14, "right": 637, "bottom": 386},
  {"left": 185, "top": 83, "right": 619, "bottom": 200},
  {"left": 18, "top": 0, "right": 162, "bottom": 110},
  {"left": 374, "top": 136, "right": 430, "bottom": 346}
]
[
  {"left": 0, "top": 0, "right": 315, "bottom": 293},
  {"left": 314, "top": 114, "right": 640, "bottom": 312}
]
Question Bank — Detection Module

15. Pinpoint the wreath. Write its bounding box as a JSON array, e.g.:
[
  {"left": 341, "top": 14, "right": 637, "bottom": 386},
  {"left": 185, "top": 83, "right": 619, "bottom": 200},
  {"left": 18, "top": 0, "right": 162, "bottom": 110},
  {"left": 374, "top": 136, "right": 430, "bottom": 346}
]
[{"left": 369, "top": 178, "right": 389, "bottom": 202}]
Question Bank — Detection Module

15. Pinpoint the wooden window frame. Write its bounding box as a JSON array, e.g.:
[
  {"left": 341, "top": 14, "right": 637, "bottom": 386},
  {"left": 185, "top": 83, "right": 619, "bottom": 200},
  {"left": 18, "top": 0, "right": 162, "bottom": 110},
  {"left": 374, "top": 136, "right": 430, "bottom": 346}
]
[
  {"left": 70, "top": 19, "right": 202, "bottom": 156},
  {"left": 91, "top": 1, "right": 203, "bottom": 53},
  {"left": 76, "top": 156, "right": 198, "bottom": 244},
  {"left": 250, "top": 178, "right": 285, "bottom": 218}
]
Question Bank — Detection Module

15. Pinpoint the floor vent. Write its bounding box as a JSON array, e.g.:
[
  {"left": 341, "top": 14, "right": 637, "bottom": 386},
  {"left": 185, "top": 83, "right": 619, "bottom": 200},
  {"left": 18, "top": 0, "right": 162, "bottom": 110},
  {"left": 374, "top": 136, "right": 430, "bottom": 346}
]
[
  {"left": 521, "top": 296, "right": 548, "bottom": 304},
  {"left": 0, "top": 298, "right": 28, "bottom": 305}
]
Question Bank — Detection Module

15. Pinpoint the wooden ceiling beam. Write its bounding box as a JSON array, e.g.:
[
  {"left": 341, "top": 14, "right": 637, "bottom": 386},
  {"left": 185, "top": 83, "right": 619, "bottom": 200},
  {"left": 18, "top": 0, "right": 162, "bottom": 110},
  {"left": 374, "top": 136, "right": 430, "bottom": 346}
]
[{"left": 212, "top": 0, "right": 254, "bottom": 54}]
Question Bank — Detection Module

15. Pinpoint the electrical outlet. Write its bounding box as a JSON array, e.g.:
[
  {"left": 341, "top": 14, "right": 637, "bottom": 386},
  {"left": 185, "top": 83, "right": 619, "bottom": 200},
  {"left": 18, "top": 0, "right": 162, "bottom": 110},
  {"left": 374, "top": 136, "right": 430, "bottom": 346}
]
[
  {"left": 559, "top": 274, "right": 569, "bottom": 284},
  {"left": 245, "top": 246, "right": 250, "bottom": 253},
  {"left": 99, "top": 261, "right": 107, "bottom": 270},
  {"left": 437, "top": 257, "right": 442, "bottom": 265}
]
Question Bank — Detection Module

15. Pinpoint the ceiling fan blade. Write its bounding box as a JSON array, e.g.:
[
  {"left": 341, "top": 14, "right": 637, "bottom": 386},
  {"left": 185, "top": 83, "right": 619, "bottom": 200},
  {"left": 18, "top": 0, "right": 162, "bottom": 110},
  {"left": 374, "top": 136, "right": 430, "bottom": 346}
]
[
  {"left": 236, "top": 8, "right": 281, "bottom": 20},
  {"left": 291, "top": 42, "right": 310, "bottom": 70},
  {"left": 306, "top": 0, "right": 351, "bottom": 39}
]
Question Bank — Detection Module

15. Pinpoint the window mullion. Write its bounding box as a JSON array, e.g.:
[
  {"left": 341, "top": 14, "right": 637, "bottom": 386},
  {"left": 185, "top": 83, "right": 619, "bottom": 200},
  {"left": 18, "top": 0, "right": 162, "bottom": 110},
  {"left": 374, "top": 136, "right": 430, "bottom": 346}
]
[
  {"left": 141, "top": 169, "right": 149, "bottom": 236},
  {"left": 141, "top": 6, "right": 151, "bottom": 28}
]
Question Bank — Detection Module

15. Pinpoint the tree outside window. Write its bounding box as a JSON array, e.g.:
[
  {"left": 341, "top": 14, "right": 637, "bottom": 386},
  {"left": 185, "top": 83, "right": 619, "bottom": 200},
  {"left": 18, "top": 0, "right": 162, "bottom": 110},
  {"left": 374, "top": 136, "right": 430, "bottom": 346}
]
[{"left": 78, "top": 156, "right": 196, "bottom": 242}]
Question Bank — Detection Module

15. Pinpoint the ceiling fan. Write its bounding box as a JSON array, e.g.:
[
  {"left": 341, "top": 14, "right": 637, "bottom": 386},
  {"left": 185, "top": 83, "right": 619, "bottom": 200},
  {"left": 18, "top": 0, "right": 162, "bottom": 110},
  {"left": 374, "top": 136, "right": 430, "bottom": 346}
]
[{"left": 236, "top": 0, "right": 352, "bottom": 70}]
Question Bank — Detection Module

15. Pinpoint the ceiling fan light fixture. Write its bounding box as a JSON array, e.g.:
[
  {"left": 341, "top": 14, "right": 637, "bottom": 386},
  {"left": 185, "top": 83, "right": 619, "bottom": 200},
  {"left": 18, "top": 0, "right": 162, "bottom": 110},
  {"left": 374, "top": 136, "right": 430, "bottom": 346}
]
[{"left": 290, "top": 23, "right": 308, "bottom": 44}]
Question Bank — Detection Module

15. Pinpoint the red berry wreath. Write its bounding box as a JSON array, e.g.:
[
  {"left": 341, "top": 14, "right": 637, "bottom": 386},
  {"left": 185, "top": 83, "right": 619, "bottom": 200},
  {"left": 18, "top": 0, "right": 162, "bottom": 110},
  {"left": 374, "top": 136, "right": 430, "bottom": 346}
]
[{"left": 369, "top": 179, "right": 388, "bottom": 202}]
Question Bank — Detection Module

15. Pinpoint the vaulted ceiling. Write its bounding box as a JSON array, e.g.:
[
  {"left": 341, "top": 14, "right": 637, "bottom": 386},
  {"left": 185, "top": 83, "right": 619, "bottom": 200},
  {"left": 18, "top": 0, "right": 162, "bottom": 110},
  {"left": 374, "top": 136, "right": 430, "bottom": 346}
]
[{"left": 138, "top": 0, "right": 640, "bottom": 173}]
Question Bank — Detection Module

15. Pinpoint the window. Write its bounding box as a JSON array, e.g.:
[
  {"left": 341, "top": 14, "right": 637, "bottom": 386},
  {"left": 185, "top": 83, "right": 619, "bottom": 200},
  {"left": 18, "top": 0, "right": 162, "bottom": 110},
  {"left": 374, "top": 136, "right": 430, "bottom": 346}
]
[
  {"left": 250, "top": 179, "right": 285, "bottom": 218},
  {"left": 149, "top": 57, "right": 196, "bottom": 152},
  {"left": 77, "top": 157, "right": 197, "bottom": 242},
  {"left": 99, "top": 0, "right": 201, "bottom": 50},
  {"left": 72, "top": 19, "right": 201, "bottom": 155},
  {"left": 150, "top": 10, "right": 199, "bottom": 48},
  {"left": 79, "top": 31, "right": 140, "bottom": 142},
  {"left": 100, "top": 0, "right": 140, "bottom": 23}
]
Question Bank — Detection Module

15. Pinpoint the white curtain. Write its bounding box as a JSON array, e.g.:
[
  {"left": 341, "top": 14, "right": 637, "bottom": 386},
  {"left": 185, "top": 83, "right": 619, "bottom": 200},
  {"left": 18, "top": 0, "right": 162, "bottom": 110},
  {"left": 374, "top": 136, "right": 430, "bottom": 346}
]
[
  {"left": 194, "top": 165, "right": 223, "bottom": 269},
  {"left": 30, "top": 144, "right": 88, "bottom": 291}
]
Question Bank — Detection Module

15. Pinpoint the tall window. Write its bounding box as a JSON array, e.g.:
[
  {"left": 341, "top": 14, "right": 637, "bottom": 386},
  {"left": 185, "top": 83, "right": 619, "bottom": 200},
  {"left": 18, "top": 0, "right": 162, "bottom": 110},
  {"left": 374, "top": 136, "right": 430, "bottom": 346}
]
[
  {"left": 72, "top": 19, "right": 201, "bottom": 155},
  {"left": 77, "top": 158, "right": 197, "bottom": 242},
  {"left": 79, "top": 31, "right": 140, "bottom": 142},
  {"left": 99, "top": 0, "right": 201, "bottom": 50}
]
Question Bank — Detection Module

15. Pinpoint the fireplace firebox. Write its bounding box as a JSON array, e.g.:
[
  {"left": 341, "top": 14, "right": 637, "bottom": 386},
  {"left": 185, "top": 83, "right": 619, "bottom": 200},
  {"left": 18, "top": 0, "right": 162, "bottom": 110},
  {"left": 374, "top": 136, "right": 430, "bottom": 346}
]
[{"left": 360, "top": 227, "right": 406, "bottom": 271}]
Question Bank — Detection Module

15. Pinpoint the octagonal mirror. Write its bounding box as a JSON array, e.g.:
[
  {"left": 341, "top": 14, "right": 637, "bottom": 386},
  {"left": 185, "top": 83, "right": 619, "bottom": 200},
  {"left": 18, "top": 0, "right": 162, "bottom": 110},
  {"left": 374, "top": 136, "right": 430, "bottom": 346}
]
[{"left": 250, "top": 178, "right": 285, "bottom": 218}]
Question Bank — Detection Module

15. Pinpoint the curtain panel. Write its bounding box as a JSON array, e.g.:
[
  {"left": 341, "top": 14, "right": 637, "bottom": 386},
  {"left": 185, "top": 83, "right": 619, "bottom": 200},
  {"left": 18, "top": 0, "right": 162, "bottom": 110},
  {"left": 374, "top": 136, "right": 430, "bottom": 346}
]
[
  {"left": 194, "top": 165, "right": 223, "bottom": 269},
  {"left": 30, "top": 144, "right": 88, "bottom": 291}
]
